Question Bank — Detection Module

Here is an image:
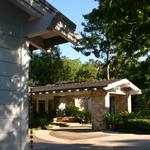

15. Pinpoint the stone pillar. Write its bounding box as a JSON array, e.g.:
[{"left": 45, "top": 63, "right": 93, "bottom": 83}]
[
  {"left": 128, "top": 94, "right": 132, "bottom": 113},
  {"left": 36, "top": 100, "right": 39, "bottom": 113},
  {"left": 116, "top": 94, "right": 132, "bottom": 114},
  {"left": 91, "top": 90, "right": 110, "bottom": 130}
]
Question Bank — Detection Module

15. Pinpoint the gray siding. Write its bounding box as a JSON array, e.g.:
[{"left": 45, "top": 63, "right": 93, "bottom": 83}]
[{"left": 0, "top": 1, "right": 29, "bottom": 150}]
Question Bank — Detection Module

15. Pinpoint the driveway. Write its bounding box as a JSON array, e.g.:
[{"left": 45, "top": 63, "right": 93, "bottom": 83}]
[{"left": 33, "top": 127, "right": 150, "bottom": 150}]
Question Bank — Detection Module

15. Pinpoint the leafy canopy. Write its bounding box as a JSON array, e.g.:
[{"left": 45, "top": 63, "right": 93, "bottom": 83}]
[{"left": 87, "top": 0, "right": 149, "bottom": 57}]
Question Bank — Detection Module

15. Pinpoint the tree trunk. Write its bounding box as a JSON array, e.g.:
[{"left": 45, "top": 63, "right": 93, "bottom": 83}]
[{"left": 106, "top": 50, "right": 110, "bottom": 80}]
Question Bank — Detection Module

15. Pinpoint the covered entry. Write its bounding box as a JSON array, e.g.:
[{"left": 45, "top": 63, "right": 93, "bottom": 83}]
[{"left": 31, "top": 79, "right": 141, "bottom": 130}]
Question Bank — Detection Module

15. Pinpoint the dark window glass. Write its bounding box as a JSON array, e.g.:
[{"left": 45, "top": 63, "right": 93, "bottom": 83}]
[
  {"left": 38, "top": 100, "right": 45, "bottom": 113},
  {"left": 110, "top": 96, "right": 115, "bottom": 114},
  {"left": 32, "top": 101, "right": 36, "bottom": 113},
  {"left": 48, "top": 100, "right": 53, "bottom": 112}
]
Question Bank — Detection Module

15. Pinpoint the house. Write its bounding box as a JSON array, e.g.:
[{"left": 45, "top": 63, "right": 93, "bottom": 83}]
[
  {"left": 0, "top": 0, "right": 78, "bottom": 149},
  {"left": 31, "top": 79, "right": 141, "bottom": 130}
]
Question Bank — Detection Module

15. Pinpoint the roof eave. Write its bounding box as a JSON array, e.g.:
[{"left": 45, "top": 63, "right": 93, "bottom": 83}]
[
  {"left": 103, "top": 79, "right": 142, "bottom": 95},
  {"left": 9, "top": 0, "right": 45, "bottom": 20}
]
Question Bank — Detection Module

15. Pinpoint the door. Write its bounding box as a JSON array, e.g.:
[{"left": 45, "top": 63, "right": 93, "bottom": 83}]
[{"left": 110, "top": 96, "right": 116, "bottom": 114}]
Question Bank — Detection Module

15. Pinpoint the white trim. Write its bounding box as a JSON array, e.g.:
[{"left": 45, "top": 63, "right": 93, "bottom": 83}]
[
  {"left": 108, "top": 88, "right": 126, "bottom": 95},
  {"left": 104, "top": 79, "right": 141, "bottom": 95}
]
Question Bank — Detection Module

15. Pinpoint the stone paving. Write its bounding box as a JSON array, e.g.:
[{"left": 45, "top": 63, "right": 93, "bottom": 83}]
[{"left": 33, "top": 127, "right": 150, "bottom": 150}]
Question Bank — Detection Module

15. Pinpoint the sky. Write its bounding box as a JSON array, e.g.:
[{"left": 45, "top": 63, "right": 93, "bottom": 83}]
[{"left": 48, "top": 0, "right": 98, "bottom": 62}]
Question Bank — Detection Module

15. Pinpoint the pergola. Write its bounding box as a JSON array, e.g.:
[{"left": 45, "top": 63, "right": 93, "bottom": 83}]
[{"left": 32, "top": 79, "right": 141, "bottom": 130}]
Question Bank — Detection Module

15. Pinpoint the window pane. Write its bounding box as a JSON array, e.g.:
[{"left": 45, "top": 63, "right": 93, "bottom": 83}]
[
  {"left": 38, "top": 100, "right": 45, "bottom": 113},
  {"left": 110, "top": 96, "right": 115, "bottom": 114}
]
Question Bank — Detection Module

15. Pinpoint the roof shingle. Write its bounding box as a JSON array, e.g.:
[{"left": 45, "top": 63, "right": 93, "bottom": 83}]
[{"left": 32, "top": 79, "right": 120, "bottom": 93}]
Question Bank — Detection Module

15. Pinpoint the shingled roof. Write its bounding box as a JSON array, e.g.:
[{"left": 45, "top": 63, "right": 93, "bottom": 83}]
[{"left": 32, "top": 79, "right": 120, "bottom": 93}]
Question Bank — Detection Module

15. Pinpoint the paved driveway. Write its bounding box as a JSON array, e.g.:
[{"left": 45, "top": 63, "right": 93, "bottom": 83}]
[{"left": 33, "top": 127, "right": 150, "bottom": 150}]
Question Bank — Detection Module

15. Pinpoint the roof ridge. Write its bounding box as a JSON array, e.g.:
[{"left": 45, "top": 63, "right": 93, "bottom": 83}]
[{"left": 44, "top": 79, "right": 121, "bottom": 87}]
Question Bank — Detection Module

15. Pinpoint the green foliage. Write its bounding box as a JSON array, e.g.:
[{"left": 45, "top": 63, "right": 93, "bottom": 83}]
[
  {"left": 75, "top": 63, "right": 98, "bottom": 81},
  {"left": 78, "top": 110, "right": 92, "bottom": 123},
  {"left": 64, "top": 103, "right": 91, "bottom": 123},
  {"left": 61, "top": 58, "right": 82, "bottom": 81},
  {"left": 111, "top": 56, "right": 150, "bottom": 109},
  {"left": 30, "top": 48, "right": 99, "bottom": 85},
  {"left": 103, "top": 114, "right": 121, "bottom": 129},
  {"left": 75, "top": 0, "right": 149, "bottom": 108},
  {"left": 120, "top": 119, "right": 150, "bottom": 132},
  {"left": 30, "top": 46, "right": 64, "bottom": 85},
  {"left": 136, "top": 109, "right": 150, "bottom": 119},
  {"left": 65, "top": 103, "right": 79, "bottom": 117},
  {"left": 93, "top": 0, "right": 149, "bottom": 57},
  {"left": 103, "top": 111, "right": 150, "bottom": 132},
  {"left": 30, "top": 112, "right": 54, "bottom": 129}
]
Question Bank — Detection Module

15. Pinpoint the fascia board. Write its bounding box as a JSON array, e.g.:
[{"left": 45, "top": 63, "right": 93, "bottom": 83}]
[{"left": 104, "top": 78, "right": 141, "bottom": 94}]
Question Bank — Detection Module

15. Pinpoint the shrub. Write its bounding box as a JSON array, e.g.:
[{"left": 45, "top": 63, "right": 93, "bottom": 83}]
[
  {"left": 64, "top": 103, "right": 92, "bottom": 123},
  {"left": 65, "top": 103, "right": 79, "bottom": 117},
  {"left": 119, "top": 119, "right": 150, "bottom": 132},
  {"left": 103, "top": 114, "right": 120, "bottom": 129},
  {"left": 78, "top": 110, "right": 92, "bottom": 123},
  {"left": 103, "top": 111, "right": 150, "bottom": 132},
  {"left": 136, "top": 109, "right": 150, "bottom": 119},
  {"left": 30, "top": 112, "right": 54, "bottom": 129}
]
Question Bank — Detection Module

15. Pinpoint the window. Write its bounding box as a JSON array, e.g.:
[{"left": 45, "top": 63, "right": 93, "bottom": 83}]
[
  {"left": 110, "top": 96, "right": 115, "bottom": 114},
  {"left": 38, "top": 100, "right": 45, "bottom": 113},
  {"left": 32, "top": 101, "right": 36, "bottom": 113},
  {"left": 48, "top": 100, "right": 53, "bottom": 112}
]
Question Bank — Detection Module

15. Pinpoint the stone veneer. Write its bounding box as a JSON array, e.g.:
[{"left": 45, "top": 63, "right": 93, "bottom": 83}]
[
  {"left": 91, "top": 90, "right": 110, "bottom": 130},
  {"left": 33, "top": 89, "right": 132, "bottom": 131},
  {"left": 115, "top": 94, "right": 132, "bottom": 114}
]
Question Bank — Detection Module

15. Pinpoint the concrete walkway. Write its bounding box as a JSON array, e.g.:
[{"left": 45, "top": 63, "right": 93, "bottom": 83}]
[{"left": 33, "top": 127, "right": 150, "bottom": 150}]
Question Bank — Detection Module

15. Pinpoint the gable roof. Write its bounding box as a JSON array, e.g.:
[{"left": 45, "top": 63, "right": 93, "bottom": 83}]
[{"left": 32, "top": 79, "right": 141, "bottom": 95}]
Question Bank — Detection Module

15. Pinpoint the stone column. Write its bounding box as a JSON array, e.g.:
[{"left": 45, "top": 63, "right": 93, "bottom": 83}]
[
  {"left": 36, "top": 100, "right": 39, "bottom": 113},
  {"left": 91, "top": 90, "right": 110, "bottom": 130},
  {"left": 116, "top": 94, "right": 132, "bottom": 114}
]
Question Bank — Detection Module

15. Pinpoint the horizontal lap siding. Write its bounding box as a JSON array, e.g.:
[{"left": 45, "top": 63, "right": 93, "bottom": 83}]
[
  {"left": 0, "top": 47, "right": 20, "bottom": 64},
  {"left": 0, "top": 30, "right": 22, "bottom": 149},
  {"left": 0, "top": 76, "right": 19, "bottom": 91},
  {"left": 0, "top": 22, "right": 21, "bottom": 104},
  {"left": 0, "top": 1, "right": 29, "bottom": 150}
]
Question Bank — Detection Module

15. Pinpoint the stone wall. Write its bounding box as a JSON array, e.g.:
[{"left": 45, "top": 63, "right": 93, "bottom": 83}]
[
  {"left": 91, "top": 90, "right": 110, "bottom": 130},
  {"left": 115, "top": 94, "right": 132, "bottom": 114}
]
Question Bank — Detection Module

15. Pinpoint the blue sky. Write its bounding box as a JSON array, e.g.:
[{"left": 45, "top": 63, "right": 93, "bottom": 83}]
[{"left": 48, "top": 0, "right": 98, "bottom": 62}]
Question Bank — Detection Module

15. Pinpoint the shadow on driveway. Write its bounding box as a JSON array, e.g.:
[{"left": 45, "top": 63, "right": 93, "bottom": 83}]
[
  {"left": 33, "top": 138, "right": 150, "bottom": 150},
  {"left": 50, "top": 127, "right": 109, "bottom": 140},
  {"left": 33, "top": 127, "right": 150, "bottom": 150}
]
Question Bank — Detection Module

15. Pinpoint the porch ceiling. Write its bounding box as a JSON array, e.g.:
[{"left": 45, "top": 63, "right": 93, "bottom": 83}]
[{"left": 9, "top": 0, "right": 80, "bottom": 50}]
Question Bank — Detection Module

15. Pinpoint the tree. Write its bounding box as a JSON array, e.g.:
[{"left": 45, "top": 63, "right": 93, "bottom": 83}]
[
  {"left": 30, "top": 48, "right": 98, "bottom": 85},
  {"left": 30, "top": 46, "right": 64, "bottom": 85},
  {"left": 75, "top": 62, "right": 98, "bottom": 82},
  {"left": 61, "top": 58, "right": 82, "bottom": 81},
  {"left": 133, "top": 57, "right": 150, "bottom": 109},
  {"left": 74, "top": 1, "right": 116, "bottom": 80},
  {"left": 111, "top": 56, "right": 150, "bottom": 109},
  {"left": 75, "top": 0, "right": 149, "bottom": 80},
  {"left": 87, "top": 0, "right": 149, "bottom": 57}
]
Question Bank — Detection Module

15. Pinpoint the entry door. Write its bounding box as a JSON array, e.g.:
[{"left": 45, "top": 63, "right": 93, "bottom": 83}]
[
  {"left": 110, "top": 96, "right": 115, "bottom": 114},
  {"left": 38, "top": 100, "right": 45, "bottom": 113}
]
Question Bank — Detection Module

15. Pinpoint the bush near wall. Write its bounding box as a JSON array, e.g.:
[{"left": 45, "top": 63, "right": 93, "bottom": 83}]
[
  {"left": 63, "top": 103, "right": 92, "bottom": 123},
  {"left": 30, "top": 112, "right": 55, "bottom": 129},
  {"left": 103, "top": 111, "right": 150, "bottom": 133}
]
